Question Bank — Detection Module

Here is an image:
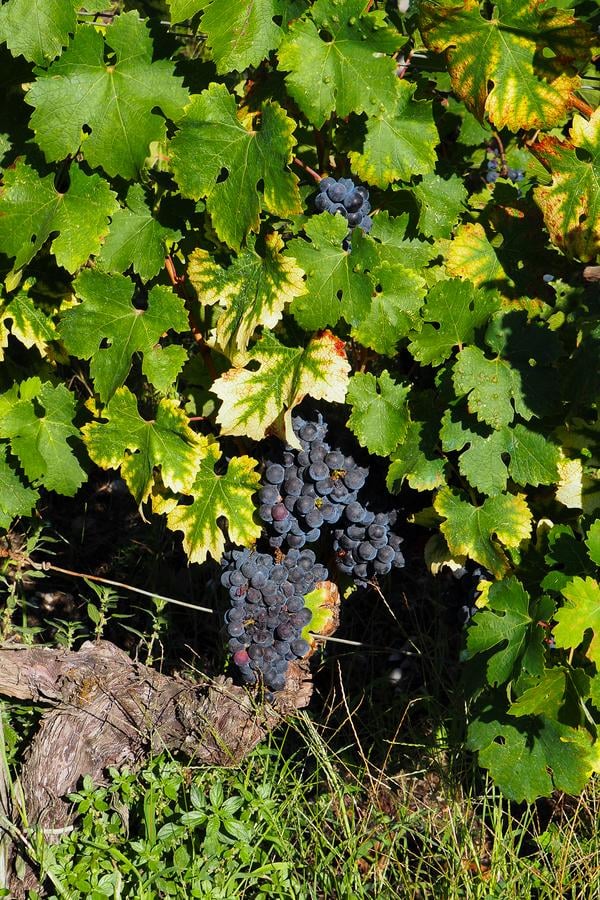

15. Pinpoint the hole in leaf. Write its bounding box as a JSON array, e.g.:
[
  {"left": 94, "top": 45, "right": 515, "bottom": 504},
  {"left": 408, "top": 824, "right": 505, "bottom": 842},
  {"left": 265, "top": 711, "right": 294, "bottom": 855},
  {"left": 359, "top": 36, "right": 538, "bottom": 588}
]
[
  {"left": 336, "top": 289, "right": 343, "bottom": 300},
  {"left": 54, "top": 167, "right": 71, "bottom": 194},
  {"left": 272, "top": 14, "right": 282, "bottom": 25},
  {"left": 99, "top": 337, "right": 111, "bottom": 349},
  {"left": 256, "top": 177, "right": 265, "bottom": 193},
  {"left": 82, "top": 123, "right": 92, "bottom": 135},
  {"left": 319, "top": 29, "right": 334, "bottom": 42},
  {"left": 216, "top": 167, "right": 229, "bottom": 183}
]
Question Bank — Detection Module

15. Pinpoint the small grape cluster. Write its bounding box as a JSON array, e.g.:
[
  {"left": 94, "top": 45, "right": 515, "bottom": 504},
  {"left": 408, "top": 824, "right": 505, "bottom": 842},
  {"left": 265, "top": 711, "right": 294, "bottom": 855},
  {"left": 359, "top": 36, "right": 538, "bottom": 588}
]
[
  {"left": 258, "top": 416, "right": 368, "bottom": 551},
  {"left": 457, "top": 566, "right": 492, "bottom": 626},
  {"left": 314, "top": 177, "right": 372, "bottom": 233},
  {"left": 334, "top": 507, "right": 404, "bottom": 587},
  {"left": 485, "top": 147, "right": 524, "bottom": 185},
  {"left": 221, "top": 547, "right": 327, "bottom": 692}
]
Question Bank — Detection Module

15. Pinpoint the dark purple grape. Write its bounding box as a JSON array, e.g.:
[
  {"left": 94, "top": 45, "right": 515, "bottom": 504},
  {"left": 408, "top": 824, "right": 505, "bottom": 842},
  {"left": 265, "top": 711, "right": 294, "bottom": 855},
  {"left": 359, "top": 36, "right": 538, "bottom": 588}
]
[
  {"left": 327, "top": 182, "right": 347, "bottom": 203},
  {"left": 265, "top": 464, "right": 285, "bottom": 484}
]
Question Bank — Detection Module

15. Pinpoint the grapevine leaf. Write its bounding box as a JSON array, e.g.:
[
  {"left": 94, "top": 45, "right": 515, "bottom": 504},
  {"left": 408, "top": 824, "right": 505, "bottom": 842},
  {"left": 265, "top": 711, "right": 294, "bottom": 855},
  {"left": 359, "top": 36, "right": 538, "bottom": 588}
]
[
  {"left": 555, "top": 458, "right": 583, "bottom": 510},
  {"left": 586, "top": 520, "right": 600, "bottom": 567},
  {"left": 553, "top": 577, "right": 600, "bottom": 666},
  {"left": 352, "top": 261, "right": 427, "bottom": 357},
  {"left": 531, "top": 110, "right": 600, "bottom": 262},
  {"left": 188, "top": 233, "right": 306, "bottom": 361},
  {"left": 468, "top": 705, "right": 600, "bottom": 802},
  {"left": 412, "top": 173, "right": 467, "bottom": 240},
  {"left": 453, "top": 346, "right": 524, "bottom": 428},
  {"left": 509, "top": 667, "right": 590, "bottom": 725},
  {"left": 0, "top": 0, "right": 76, "bottom": 65},
  {"left": 408, "top": 279, "right": 497, "bottom": 366},
  {"left": 349, "top": 81, "right": 438, "bottom": 188},
  {"left": 542, "top": 525, "right": 595, "bottom": 593},
  {"left": 0, "top": 290, "right": 56, "bottom": 360},
  {"left": 167, "top": 0, "right": 206, "bottom": 20},
  {"left": 0, "top": 159, "right": 117, "bottom": 274},
  {"left": 82, "top": 387, "right": 203, "bottom": 504},
  {"left": 0, "top": 377, "right": 85, "bottom": 495},
  {"left": 0, "top": 445, "right": 38, "bottom": 529},
  {"left": 170, "top": 84, "right": 301, "bottom": 250},
  {"left": 370, "top": 212, "right": 437, "bottom": 269},
  {"left": 434, "top": 487, "right": 532, "bottom": 577},
  {"left": 444, "top": 223, "right": 506, "bottom": 293},
  {"left": 464, "top": 578, "right": 532, "bottom": 685},
  {"left": 141, "top": 346, "right": 188, "bottom": 395},
  {"left": 212, "top": 330, "right": 350, "bottom": 446},
  {"left": 156, "top": 438, "right": 261, "bottom": 564},
  {"left": 59, "top": 270, "right": 188, "bottom": 403},
  {"left": 97, "top": 184, "right": 181, "bottom": 282},
  {"left": 286, "top": 215, "right": 373, "bottom": 331},
  {"left": 419, "top": 0, "right": 592, "bottom": 131},
  {"left": 27, "top": 12, "right": 189, "bottom": 179},
  {"left": 346, "top": 371, "right": 410, "bottom": 458},
  {"left": 278, "top": 0, "right": 402, "bottom": 128},
  {"left": 387, "top": 395, "right": 446, "bottom": 492},
  {"left": 199, "top": 0, "right": 289, "bottom": 73}
]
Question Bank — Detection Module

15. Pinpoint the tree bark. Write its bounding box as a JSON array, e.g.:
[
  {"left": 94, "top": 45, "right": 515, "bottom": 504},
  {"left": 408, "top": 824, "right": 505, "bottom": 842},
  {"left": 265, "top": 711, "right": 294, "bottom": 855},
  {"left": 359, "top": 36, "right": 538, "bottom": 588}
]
[{"left": 0, "top": 640, "right": 313, "bottom": 896}]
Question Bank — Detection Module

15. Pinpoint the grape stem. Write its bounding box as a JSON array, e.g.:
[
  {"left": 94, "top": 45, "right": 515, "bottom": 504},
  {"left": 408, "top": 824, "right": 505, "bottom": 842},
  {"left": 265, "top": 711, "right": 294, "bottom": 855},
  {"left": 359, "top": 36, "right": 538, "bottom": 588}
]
[
  {"left": 570, "top": 94, "right": 594, "bottom": 117},
  {"left": 492, "top": 131, "right": 507, "bottom": 177},
  {"left": 293, "top": 157, "right": 321, "bottom": 183}
]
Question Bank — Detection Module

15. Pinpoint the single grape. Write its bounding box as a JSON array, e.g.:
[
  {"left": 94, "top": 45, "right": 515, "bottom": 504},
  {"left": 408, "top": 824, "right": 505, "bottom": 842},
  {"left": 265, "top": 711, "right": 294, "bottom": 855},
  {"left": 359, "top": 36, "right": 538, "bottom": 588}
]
[
  {"left": 327, "top": 182, "right": 347, "bottom": 202},
  {"left": 265, "top": 463, "right": 285, "bottom": 484}
]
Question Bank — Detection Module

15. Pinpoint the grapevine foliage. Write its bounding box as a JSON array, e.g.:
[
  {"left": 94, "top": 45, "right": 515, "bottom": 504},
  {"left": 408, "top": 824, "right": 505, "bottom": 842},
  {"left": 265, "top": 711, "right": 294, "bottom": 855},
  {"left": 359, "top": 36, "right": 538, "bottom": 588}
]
[{"left": 0, "top": 0, "right": 598, "bottom": 801}]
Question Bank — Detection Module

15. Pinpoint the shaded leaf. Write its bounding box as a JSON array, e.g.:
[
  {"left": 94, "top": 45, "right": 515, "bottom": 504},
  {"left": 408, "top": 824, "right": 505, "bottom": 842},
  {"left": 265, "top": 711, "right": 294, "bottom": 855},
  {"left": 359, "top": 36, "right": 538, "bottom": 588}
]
[
  {"left": 0, "top": 444, "right": 38, "bottom": 529},
  {"left": 464, "top": 577, "right": 532, "bottom": 685}
]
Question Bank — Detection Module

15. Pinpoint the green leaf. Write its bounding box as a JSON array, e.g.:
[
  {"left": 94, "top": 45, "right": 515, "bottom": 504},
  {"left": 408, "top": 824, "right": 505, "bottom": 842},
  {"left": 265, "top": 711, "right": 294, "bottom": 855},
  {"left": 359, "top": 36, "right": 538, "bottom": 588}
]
[
  {"left": 199, "top": 0, "right": 289, "bottom": 73},
  {"left": 349, "top": 81, "right": 437, "bottom": 189},
  {"left": 155, "top": 438, "right": 261, "bottom": 564},
  {"left": 419, "top": 0, "right": 592, "bottom": 131},
  {"left": 413, "top": 173, "right": 468, "bottom": 240},
  {"left": 464, "top": 578, "right": 532, "bottom": 685},
  {"left": 387, "top": 395, "right": 447, "bottom": 492},
  {"left": 0, "top": 377, "right": 85, "bottom": 495},
  {"left": 346, "top": 371, "right": 410, "bottom": 458},
  {"left": 468, "top": 705, "right": 600, "bottom": 802},
  {"left": 440, "top": 411, "right": 560, "bottom": 496},
  {"left": 542, "top": 525, "right": 595, "bottom": 593},
  {"left": 188, "top": 233, "right": 306, "bottom": 361},
  {"left": 27, "top": 12, "right": 189, "bottom": 179},
  {"left": 509, "top": 667, "right": 590, "bottom": 725},
  {"left": 453, "top": 346, "right": 524, "bottom": 429},
  {"left": 408, "top": 279, "right": 497, "bottom": 366},
  {"left": 170, "top": 83, "right": 301, "bottom": 250},
  {"left": 167, "top": 0, "right": 206, "bottom": 21},
  {"left": 59, "top": 270, "right": 188, "bottom": 403},
  {"left": 98, "top": 184, "right": 181, "bottom": 281},
  {"left": 370, "top": 211, "right": 437, "bottom": 269},
  {"left": 434, "top": 487, "right": 532, "bottom": 577},
  {"left": 278, "top": 0, "right": 402, "bottom": 128},
  {"left": 141, "top": 345, "right": 188, "bottom": 395},
  {"left": 531, "top": 110, "right": 600, "bottom": 262},
  {"left": 0, "top": 445, "right": 38, "bottom": 530},
  {"left": 0, "top": 290, "right": 56, "bottom": 359},
  {"left": 82, "top": 387, "right": 203, "bottom": 504},
  {"left": 286, "top": 215, "right": 373, "bottom": 331},
  {"left": 212, "top": 330, "right": 350, "bottom": 446},
  {"left": 0, "top": 0, "right": 76, "bottom": 65},
  {"left": 553, "top": 577, "right": 600, "bottom": 666},
  {"left": 0, "top": 159, "right": 117, "bottom": 275},
  {"left": 586, "top": 520, "right": 600, "bottom": 567},
  {"left": 352, "top": 261, "right": 427, "bottom": 357}
]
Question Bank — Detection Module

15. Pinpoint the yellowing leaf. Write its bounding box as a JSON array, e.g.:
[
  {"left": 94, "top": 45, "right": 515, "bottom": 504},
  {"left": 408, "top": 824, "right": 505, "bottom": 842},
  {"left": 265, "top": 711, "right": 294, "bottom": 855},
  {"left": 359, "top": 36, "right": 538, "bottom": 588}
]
[
  {"left": 83, "top": 388, "right": 203, "bottom": 504},
  {"left": 157, "top": 438, "right": 261, "bottom": 564},
  {"left": 434, "top": 487, "right": 532, "bottom": 577},
  {"left": 188, "top": 233, "right": 306, "bottom": 361},
  {"left": 419, "top": 0, "right": 592, "bottom": 131},
  {"left": 556, "top": 458, "right": 583, "bottom": 509},
  {"left": 212, "top": 330, "right": 350, "bottom": 446},
  {"left": 531, "top": 110, "right": 600, "bottom": 262}
]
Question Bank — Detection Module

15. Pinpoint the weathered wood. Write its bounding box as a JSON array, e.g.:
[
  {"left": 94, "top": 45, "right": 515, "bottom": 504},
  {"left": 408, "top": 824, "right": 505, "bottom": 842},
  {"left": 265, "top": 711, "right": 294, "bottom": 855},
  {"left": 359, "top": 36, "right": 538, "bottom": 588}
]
[{"left": 0, "top": 640, "right": 313, "bottom": 896}]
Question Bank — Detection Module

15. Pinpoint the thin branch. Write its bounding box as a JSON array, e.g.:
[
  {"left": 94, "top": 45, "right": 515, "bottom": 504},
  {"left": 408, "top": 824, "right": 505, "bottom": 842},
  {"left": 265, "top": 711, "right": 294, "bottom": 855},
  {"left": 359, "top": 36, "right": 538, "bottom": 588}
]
[
  {"left": 293, "top": 157, "right": 321, "bottom": 183},
  {"left": 570, "top": 94, "right": 594, "bottom": 117},
  {"left": 492, "top": 131, "right": 507, "bottom": 175}
]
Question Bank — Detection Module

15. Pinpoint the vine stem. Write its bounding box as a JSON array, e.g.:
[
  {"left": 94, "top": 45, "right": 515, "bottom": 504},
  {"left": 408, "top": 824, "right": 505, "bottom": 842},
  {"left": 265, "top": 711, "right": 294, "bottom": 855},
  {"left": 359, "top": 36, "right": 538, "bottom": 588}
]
[
  {"left": 570, "top": 94, "right": 594, "bottom": 117},
  {"left": 293, "top": 157, "right": 321, "bottom": 182}
]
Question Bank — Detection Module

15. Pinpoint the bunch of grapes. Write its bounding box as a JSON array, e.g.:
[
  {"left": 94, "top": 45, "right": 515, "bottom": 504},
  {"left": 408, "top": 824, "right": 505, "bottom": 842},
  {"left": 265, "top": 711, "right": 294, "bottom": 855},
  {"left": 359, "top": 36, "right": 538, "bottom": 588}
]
[
  {"left": 485, "top": 146, "right": 524, "bottom": 185},
  {"left": 257, "top": 415, "right": 368, "bottom": 551},
  {"left": 221, "top": 546, "right": 327, "bottom": 692},
  {"left": 314, "top": 177, "right": 372, "bottom": 233},
  {"left": 333, "top": 506, "right": 404, "bottom": 587}
]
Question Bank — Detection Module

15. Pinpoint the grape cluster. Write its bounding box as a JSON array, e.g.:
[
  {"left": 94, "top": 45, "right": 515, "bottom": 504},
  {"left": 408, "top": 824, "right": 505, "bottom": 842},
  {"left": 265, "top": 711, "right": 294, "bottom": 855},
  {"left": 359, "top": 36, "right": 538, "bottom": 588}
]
[
  {"left": 257, "top": 416, "right": 368, "bottom": 551},
  {"left": 485, "top": 147, "right": 524, "bottom": 185},
  {"left": 333, "top": 506, "right": 404, "bottom": 587},
  {"left": 221, "top": 547, "right": 327, "bottom": 692},
  {"left": 314, "top": 177, "right": 372, "bottom": 234}
]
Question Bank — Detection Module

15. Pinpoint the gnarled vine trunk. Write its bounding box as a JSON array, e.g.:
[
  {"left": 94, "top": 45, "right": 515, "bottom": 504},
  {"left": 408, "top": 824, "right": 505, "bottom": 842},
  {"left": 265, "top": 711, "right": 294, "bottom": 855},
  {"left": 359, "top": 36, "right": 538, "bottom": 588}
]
[{"left": 0, "top": 640, "right": 313, "bottom": 897}]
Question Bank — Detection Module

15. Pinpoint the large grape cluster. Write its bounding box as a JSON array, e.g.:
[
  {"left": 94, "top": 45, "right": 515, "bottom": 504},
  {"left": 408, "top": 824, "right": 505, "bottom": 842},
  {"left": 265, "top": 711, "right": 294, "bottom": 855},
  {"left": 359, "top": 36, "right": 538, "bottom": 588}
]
[
  {"left": 314, "top": 177, "right": 372, "bottom": 233},
  {"left": 221, "top": 547, "right": 327, "bottom": 692},
  {"left": 257, "top": 416, "right": 368, "bottom": 551}
]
